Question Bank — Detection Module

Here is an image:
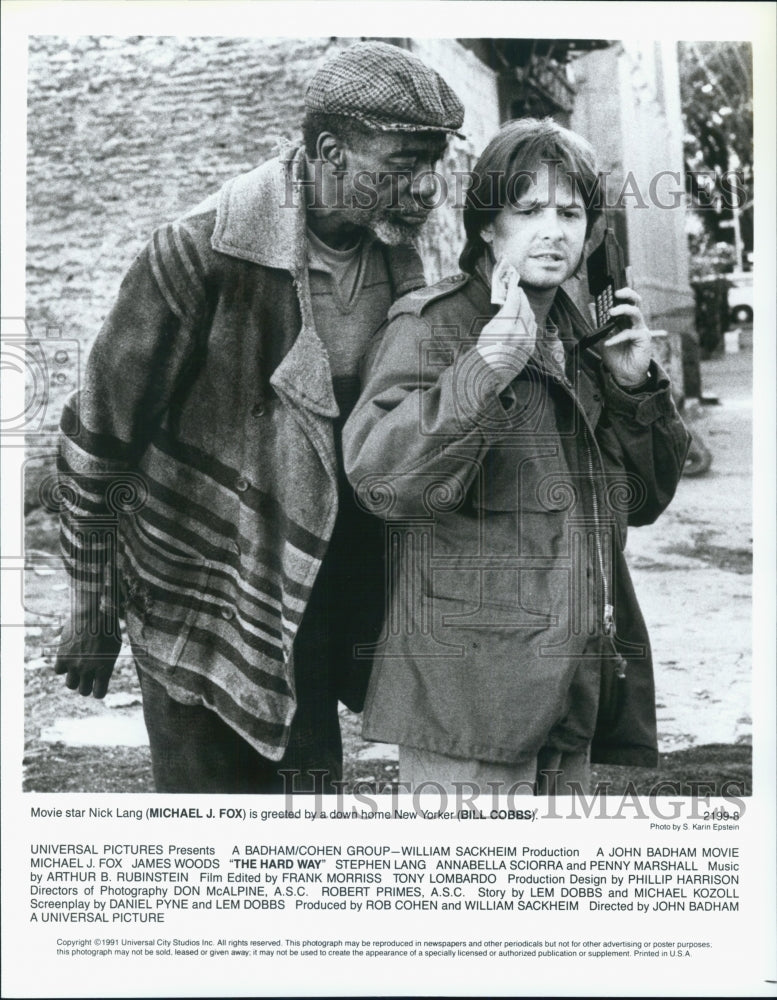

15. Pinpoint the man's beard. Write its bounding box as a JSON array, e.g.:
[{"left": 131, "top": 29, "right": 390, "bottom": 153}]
[
  {"left": 366, "top": 211, "right": 429, "bottom": 247},
  {"left": 331, "top": 201, "right": 429, "bottom": 246}
]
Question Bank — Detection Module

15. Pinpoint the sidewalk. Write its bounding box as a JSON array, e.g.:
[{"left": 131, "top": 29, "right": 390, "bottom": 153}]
[{"left": 624, "top": 328, "right": 753, "bottom": 751}]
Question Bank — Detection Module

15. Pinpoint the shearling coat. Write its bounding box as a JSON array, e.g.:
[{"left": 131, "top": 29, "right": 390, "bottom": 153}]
[
  {"left": 343, "top": 269, "right": 691, "bottom": 767},
  {"left": 57, "top": 146, "right": 425, "bottom": 761}
]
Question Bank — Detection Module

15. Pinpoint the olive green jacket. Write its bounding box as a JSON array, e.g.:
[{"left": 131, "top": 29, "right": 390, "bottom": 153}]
[{"left": 344, "top": 270, "right": 691, "bottom": 767}]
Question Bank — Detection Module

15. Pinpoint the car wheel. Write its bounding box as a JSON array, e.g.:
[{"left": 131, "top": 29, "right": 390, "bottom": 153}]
[{"left": 731, "top": 305, "right": 753, "bottom": 324}]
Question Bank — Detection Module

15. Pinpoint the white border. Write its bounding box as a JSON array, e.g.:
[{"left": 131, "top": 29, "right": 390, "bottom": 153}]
[{"left": 2, "top": 3, "right": 775, "bottom": 997}]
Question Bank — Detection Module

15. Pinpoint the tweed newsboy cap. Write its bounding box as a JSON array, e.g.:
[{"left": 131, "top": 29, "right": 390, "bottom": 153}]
[{"left": 305, "top": 41, "right": 465, "bottom": 137}]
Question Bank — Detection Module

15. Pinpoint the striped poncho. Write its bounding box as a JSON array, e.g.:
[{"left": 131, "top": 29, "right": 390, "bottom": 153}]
[{"left": 57, "top": 147, "right": 425, "bottom": 760}]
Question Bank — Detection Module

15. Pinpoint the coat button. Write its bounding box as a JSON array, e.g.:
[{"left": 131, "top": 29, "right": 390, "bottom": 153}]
[
  {"left": 220, "top": 606, "right": 235, "bottom": 620},
  {"left": 251, "top": 402, "right": 265, "bottom": 416},
  {"left": 235, "top": 476, "right": 250, "bottom": 492}
]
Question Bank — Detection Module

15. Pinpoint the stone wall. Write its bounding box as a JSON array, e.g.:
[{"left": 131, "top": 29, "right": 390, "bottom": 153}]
[{"left": 26, "top": 34, "right": 345, "bottom": 369}]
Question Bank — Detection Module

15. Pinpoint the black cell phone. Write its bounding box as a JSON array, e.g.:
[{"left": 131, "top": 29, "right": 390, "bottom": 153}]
[{"left": 579, "top": 228, "right": 631, "bottom": 350}]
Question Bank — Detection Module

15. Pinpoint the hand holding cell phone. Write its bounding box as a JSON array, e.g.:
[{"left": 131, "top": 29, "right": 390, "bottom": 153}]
[
  {"left": 579, "top": 229, "right": 652, "bottom": 386},
  {"left": 579, "top": 228, "right": 631, "bottom": 349},
  {"left": 599, "top": 287, "right": 653, "bottom": 387}
]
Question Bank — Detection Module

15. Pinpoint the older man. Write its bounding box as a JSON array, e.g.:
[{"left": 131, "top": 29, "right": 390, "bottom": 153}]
[{"left": 54, "top": 41, "right": 464, "bottom": 793}]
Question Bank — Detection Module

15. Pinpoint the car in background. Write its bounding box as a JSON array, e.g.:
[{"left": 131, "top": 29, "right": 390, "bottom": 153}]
[{"left": 727, "top": 271, "right": 753, "bottom": 324}]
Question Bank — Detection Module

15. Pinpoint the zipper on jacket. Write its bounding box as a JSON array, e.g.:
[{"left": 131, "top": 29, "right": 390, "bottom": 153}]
[
  {"left": 554, "top": 365, "right": 614, "bottom": 638},
  {"left": 586, "top": 443, "right": 615, "bottom": 635}
]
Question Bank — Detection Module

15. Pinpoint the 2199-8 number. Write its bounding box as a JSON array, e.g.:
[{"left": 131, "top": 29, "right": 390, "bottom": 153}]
[{"left": 701, "top": 809, "right": 740, "bottom": 821}]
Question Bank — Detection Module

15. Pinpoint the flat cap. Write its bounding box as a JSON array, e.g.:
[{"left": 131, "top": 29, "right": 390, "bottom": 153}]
[{"left": 305, "top": 41, "right": 465, "bottom": 138}]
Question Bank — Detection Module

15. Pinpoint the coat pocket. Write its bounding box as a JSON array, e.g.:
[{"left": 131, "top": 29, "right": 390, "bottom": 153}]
[
  {"left": 473, "top": 441, "right": 571, "bottom": 514},
  {"left": 120, "top": 518, "right": 211, "bottom": 671},
  {"left": 467, "top": 442, "right": 571, "bottom": 566}
]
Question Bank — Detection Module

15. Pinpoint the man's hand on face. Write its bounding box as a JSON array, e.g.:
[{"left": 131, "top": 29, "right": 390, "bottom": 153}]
[
  {"left": 477, "top": 263, "right": 538, "bottom": 391},
  {"left": 601, "top": 287, "right": 653, "bottom": 387},
  {"left": 54, "top": 604, "right": 122, "bottom": 698}
]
